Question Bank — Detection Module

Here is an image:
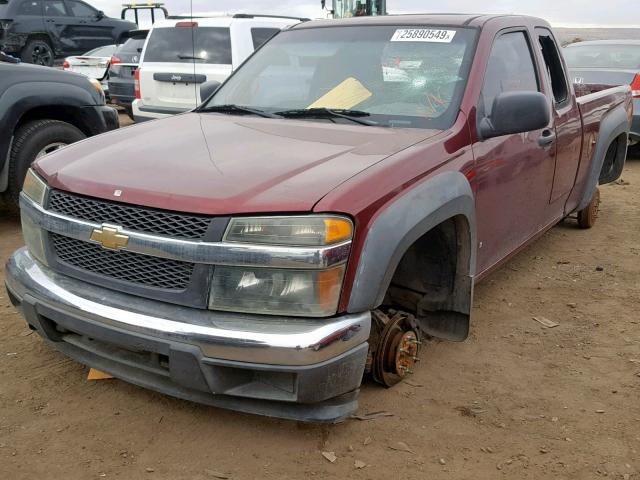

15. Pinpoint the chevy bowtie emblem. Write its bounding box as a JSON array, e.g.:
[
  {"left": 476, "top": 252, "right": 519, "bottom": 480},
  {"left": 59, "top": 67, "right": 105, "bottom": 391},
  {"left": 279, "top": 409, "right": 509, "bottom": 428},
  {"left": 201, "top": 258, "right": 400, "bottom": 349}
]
[{"left": 90, "top": 225, "right": 129, "bottom": 250}]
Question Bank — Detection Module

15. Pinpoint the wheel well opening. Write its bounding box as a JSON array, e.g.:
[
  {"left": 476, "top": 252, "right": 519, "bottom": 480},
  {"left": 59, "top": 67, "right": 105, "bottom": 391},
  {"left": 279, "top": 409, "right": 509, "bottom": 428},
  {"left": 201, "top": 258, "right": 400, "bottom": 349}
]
[
  {"left": 15, "top": 106, "right": 91, "bottom": 137},
  {"left": 381, "top": 215, "right": 473, "bottom": 341},
  {"left": 24, "top": 34, "right": 54, "bottom": 49},
  {"left": 599, "top": 133, "right": 627, "bottom": 184}
]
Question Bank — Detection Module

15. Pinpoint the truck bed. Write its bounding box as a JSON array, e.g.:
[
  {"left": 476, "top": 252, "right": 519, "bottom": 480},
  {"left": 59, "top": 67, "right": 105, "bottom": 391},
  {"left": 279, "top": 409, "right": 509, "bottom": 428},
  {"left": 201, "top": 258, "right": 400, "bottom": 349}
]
[{"left": 567, "top": 84, "right": 632, "bottom": 213}]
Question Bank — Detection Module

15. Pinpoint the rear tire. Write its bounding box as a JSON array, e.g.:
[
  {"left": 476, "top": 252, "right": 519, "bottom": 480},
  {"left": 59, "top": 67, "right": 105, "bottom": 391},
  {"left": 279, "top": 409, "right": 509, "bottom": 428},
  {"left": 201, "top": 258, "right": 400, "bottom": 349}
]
[
  {"left": 5, "top": 120, "right": 85, "bottom": 211},
  {"left": 577, "top": 188, "right": 600, "bottom": 229},
  {"left": 20, "top": 38, "right": 55, "bottom": 67}
]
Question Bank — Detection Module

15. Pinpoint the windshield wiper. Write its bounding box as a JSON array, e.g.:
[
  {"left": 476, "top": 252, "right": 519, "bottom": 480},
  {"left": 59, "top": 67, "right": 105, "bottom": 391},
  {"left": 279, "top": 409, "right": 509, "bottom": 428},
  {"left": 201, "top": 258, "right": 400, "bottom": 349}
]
[
  {"left": 199, "top": 104, "right": 282, "bottom": 119},
  {"left": 275, "top": 108, "right": 378, "bottom": 126}
]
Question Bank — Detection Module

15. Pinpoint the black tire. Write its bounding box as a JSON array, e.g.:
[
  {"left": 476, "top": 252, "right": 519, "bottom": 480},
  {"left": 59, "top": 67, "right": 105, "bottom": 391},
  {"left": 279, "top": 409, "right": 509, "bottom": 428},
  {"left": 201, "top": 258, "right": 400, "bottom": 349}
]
[
  {"left": 5, "top": 120, "right": 85, "bottom": 211},
  {"left": 125, "top": 105, "right": 134, "bottom": 120},
  {"left": 20, "top": 38, "right": 55, "bottom": 67}
]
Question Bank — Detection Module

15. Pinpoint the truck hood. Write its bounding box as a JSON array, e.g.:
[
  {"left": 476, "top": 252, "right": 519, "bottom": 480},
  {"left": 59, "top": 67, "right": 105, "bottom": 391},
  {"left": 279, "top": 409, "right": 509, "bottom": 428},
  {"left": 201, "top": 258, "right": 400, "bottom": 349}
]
[{"left": 35, "top": 113, "right": 438, "bottom": 215}]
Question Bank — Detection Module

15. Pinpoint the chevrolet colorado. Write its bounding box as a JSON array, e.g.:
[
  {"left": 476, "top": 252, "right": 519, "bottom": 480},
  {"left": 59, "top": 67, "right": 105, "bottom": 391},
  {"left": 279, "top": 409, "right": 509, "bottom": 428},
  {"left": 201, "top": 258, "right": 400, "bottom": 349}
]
[{"left": 6, "top": 14, "right": 632, "bottom": 422}]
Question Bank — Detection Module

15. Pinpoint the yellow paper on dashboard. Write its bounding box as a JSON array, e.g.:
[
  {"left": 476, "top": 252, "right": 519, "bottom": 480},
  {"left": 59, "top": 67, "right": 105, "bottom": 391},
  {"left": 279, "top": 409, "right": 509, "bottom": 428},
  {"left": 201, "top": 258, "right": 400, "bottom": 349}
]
[{"left": 308, "top": 77, "right": 372, "bottom": 110}]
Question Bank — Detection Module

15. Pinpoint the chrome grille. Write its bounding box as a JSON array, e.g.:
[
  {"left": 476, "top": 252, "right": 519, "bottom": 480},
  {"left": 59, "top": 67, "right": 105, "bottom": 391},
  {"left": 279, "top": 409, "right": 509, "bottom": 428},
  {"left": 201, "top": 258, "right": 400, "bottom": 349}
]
[
  {"left": 48, "top": 190, "right": 211, "bottom": 239},
  {"left": 51, "top": 233, "right": 195, "bottom": 290}
]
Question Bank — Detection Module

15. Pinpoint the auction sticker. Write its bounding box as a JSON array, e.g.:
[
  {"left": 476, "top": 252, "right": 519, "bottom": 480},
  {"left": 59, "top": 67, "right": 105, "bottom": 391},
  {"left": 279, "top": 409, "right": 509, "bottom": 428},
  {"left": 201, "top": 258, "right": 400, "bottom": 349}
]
[{"left": 391, "top": 29, "right": 456, "bottom": 43}]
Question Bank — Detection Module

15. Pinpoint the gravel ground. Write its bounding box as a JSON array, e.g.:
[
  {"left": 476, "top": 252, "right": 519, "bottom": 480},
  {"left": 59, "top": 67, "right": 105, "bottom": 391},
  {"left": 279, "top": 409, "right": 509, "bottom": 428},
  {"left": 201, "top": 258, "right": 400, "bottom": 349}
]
[{"left": 0, "top": 150, "right": 638, "bottom": 480}]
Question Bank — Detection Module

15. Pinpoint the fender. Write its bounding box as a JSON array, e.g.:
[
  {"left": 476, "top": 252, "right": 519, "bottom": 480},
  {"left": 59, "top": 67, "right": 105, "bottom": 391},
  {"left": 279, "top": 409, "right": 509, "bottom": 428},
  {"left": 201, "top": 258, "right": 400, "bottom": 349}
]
[
  {"left": 575, "top": 102, "right": 628, "bottom": 212},
  {"left": 0, "top": 81, "right": 99, "bottom": 179},
  {"left": 347, "top": 171, "right": 477, "bottom": 341}
]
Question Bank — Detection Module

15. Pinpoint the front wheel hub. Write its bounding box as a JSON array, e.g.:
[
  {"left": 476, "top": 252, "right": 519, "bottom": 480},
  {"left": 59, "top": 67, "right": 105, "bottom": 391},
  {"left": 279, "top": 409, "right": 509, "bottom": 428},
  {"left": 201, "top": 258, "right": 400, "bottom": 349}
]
[{"left": 369, "top": 309, "right": 421, "bottom": 387}]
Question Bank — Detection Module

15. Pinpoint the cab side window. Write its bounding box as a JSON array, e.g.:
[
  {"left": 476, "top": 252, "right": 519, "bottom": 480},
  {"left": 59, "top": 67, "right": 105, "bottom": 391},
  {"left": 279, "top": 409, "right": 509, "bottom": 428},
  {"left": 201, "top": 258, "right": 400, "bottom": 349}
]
[
  {"left": 66, "top": 0, "right": 96, "bottom": 17},
  {"left": 480, "top": 31, "right": 539, "bottom": 118},
  {"left": 536, "top": 29, "right": 569, "bottom": 105},
  {"left": 18, "top": 1, "right": 42, "bottom": 16},
  {"left": 43, "top": 0, "right": 68, "bottom": 16}
]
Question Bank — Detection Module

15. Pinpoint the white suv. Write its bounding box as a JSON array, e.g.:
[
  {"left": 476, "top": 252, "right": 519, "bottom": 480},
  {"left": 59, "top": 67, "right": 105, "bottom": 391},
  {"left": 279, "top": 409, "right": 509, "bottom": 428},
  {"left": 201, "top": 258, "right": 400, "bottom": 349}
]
[{"left": 132, "top": 14, "right": 305, "bottom": 122}]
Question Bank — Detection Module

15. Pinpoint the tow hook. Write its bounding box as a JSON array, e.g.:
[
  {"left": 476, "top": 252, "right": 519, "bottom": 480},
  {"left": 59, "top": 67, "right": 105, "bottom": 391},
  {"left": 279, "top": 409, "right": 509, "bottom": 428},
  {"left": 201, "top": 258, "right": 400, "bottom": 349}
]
[{"left": 366, "top": 309, "right": 422, "bottom": 387}]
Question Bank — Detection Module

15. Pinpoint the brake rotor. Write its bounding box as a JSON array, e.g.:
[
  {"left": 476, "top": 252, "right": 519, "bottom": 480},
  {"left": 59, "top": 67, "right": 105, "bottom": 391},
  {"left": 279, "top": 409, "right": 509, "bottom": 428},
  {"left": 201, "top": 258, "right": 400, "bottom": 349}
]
[{"left": 370, "top": 309, "right": 422, "bottom": 387}]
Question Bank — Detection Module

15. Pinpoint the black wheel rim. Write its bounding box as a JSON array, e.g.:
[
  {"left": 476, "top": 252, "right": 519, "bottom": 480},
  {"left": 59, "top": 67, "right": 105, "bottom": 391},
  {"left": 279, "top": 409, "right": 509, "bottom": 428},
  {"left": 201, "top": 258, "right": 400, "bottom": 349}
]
[{"left": 32, "top": 44, "right": 52, "bottom": 66}]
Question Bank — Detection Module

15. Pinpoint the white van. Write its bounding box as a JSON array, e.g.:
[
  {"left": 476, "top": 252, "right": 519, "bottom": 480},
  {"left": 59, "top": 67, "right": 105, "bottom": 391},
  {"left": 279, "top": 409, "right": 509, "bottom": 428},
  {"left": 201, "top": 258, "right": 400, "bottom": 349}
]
[{"left": 132, "top": 14, "right": 304, "bottom": 122}]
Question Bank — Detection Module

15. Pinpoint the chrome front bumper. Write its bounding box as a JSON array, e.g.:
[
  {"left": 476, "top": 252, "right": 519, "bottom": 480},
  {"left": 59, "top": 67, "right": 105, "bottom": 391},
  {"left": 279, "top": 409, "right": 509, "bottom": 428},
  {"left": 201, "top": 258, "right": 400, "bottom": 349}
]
[{"left": 6, "top": 248, "right": 371, "bottom": 422}]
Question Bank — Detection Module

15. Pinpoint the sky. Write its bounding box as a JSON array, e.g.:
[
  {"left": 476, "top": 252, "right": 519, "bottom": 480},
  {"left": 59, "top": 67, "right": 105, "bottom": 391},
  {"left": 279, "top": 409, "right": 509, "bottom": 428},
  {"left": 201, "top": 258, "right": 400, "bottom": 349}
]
[{"left": 95, "top": 0, "right": 640, "bottom": 28}]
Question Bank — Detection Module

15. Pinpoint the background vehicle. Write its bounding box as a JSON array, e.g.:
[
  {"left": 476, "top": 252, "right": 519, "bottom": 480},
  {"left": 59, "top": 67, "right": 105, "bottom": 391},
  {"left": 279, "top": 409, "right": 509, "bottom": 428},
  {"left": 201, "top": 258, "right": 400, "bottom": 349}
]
[
  {"left": 564, "top": 40, "right": 640, "bottom": 146},
  {"left": 107, "top": 29, "right": 148, "bottom": 118},
  {"left": 131, "top": 14, "right": 306, "bottom": 122},
  {"left": 63, "top": 44, "right": 116, "bottom": 95},
  {"left": 0, "top": 0, "right": 136, "bottom": 67},
  {"left": 6, "top": 15, "right": 631, "bottom": 423},
  {"left": 0, "top": 62, "right": 118, "bottom": 210},
  {"left": 322, "top": 0, "right": 386, "bottom": 18}
]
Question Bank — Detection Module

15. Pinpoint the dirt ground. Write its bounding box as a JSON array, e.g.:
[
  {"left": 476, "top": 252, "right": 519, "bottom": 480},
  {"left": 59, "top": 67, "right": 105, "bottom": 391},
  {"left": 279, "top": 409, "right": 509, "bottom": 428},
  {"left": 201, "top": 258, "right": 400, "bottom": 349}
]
[{"left": 0, "top": 145, "right": 638, "bottom": 479}]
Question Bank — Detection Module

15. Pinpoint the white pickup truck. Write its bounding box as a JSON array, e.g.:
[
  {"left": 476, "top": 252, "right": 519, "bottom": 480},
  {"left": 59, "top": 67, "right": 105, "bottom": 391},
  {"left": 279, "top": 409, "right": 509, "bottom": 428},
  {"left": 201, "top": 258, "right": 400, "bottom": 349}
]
[{"left": 132, "top": 13, "right": 306, "bottom": 122}]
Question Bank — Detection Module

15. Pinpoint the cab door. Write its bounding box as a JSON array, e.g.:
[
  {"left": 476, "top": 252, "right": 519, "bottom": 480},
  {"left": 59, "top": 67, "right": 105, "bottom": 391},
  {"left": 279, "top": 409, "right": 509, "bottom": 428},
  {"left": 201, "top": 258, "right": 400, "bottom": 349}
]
[
  {"left": 64, "top": 0, "right": 112, "bottom": 51},
  {"left": 535, "top": 28, "right": 583, "bottom": 208},
  {"left": 42, "top": 0, "right": 76, "bottom": 54},
  {"left": 472, "top": 29, "right": 557, "bottom": 275}
]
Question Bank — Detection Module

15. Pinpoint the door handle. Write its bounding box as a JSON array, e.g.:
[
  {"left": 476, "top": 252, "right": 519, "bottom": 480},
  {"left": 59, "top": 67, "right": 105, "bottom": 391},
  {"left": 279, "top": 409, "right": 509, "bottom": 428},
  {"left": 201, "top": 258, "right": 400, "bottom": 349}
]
[
  {"left": 538, "top": 129, "right": 556, "bottom": 147},
  {"left": 45, "top": 18, "right": 55, "bottom": 22}
]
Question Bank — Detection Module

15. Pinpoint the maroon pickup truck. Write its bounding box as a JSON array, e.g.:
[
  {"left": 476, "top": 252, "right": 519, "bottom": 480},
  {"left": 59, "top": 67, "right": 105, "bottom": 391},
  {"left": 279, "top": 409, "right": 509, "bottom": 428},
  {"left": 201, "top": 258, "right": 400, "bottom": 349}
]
[{"left": 6, "top": 14, "right": 632, "bottom": 422}]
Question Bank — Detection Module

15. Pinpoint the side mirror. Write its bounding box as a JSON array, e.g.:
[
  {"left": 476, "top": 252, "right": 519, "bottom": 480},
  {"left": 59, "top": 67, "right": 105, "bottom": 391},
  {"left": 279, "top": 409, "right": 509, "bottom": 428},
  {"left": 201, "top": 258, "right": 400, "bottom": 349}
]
[
  {"left": 478, "top": 91, "right": 550, "bottom": 140},
  {"left": 200, "top": 80, "right": 221, "bottom": 103},
  {"left": 96, "top": 10, "right": 105, "bottom": 20}
]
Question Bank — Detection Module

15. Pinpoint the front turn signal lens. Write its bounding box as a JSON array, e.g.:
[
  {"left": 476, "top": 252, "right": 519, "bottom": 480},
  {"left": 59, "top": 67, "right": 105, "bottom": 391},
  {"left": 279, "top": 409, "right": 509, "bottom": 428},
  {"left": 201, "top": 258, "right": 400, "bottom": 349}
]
[
  {"left": 323, "top": 218, "right": 353, "bottom": 244},
  {"left": 22, "top": 168, "right": 48, "bottom": 206}
]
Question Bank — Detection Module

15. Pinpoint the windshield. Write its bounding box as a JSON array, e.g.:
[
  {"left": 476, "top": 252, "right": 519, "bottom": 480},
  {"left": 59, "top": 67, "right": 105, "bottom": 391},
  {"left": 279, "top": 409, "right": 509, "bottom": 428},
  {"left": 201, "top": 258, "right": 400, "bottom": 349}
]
[
  {"left": 203, "top": 25, "right": 477, "bottom": 129},
  {"left": 564, "top": 44, "right": 640, "bottom": 70}
]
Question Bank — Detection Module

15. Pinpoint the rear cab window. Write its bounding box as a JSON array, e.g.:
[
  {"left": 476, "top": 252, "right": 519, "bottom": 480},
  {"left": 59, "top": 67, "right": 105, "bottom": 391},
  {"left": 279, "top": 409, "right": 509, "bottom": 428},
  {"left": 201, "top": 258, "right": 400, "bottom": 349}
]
[
  {"left": 143, "top": 26, "right": 232, "bottom": 64},
  {"left": 479, "top": 30, "right": 539, "bottom": 119}
]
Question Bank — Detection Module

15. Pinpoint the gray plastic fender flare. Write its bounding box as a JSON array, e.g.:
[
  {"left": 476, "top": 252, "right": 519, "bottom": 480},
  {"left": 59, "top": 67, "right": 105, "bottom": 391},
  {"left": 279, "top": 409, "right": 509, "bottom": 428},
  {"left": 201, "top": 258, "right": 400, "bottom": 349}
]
[
  {"left": 576, "top": 103, "right": 629, "bottom": 212},
  {"left": 347, "top": 170, "right": 477, "bottom": 315}
]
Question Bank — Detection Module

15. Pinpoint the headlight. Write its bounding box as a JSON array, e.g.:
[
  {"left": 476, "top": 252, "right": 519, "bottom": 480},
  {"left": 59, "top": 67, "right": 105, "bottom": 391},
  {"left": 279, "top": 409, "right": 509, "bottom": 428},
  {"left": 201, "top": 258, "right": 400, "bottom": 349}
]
[
  {"left": 224, "top": 216, "right": 353, "bottom": 246},
  {"left": 211, "top": 215, "right": 353, "bottom": 316},
  {"left": 22, "top": 168, "right": 48, "bottom": 206},
  {"left": 210, "top": 265, "right": 345, "bottom": 317}
]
